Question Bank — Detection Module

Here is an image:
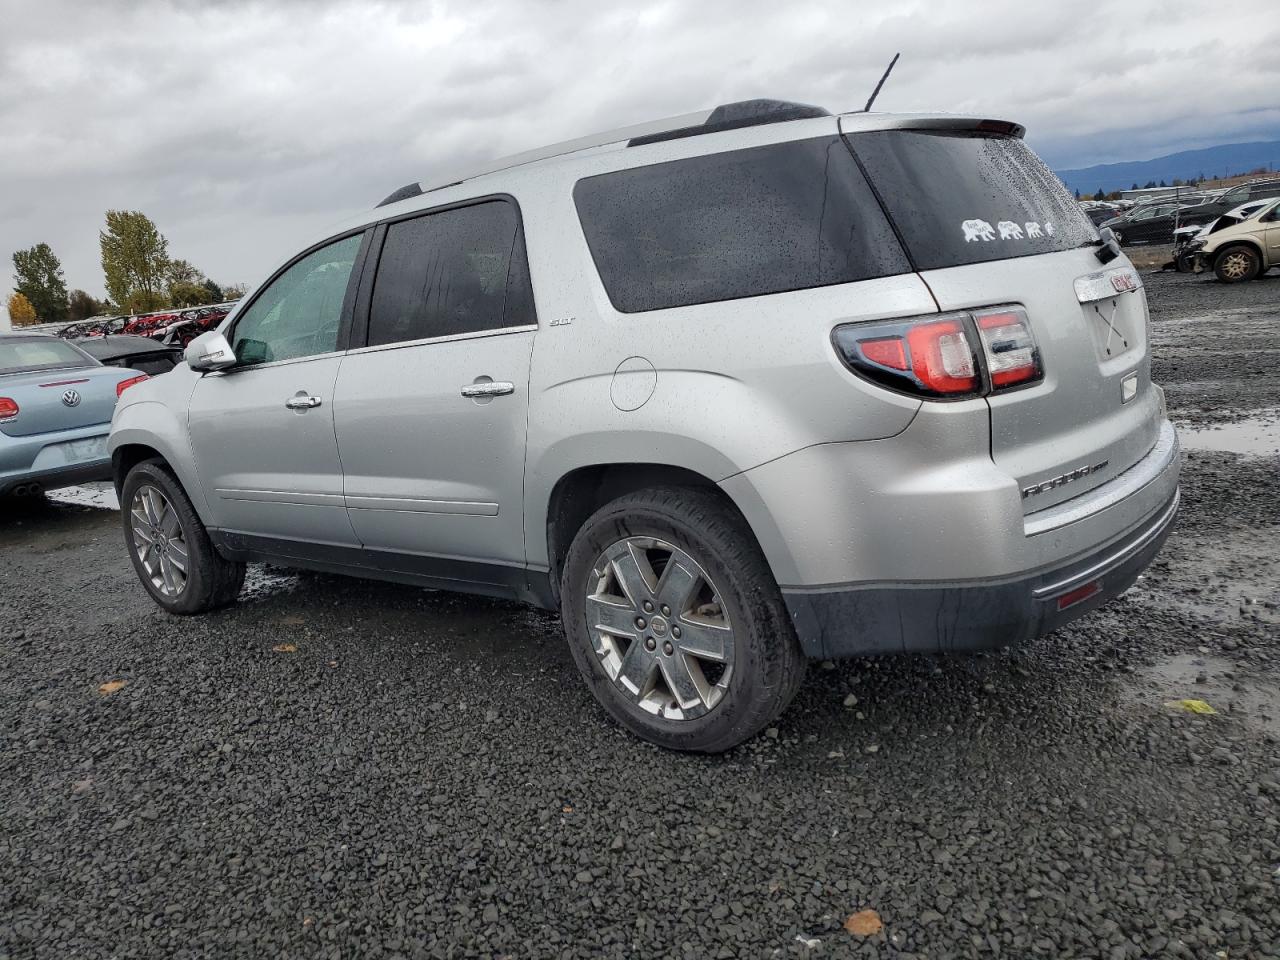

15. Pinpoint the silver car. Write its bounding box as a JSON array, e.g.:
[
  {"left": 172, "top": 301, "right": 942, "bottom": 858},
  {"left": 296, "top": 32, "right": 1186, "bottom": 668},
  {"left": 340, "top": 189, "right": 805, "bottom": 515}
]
[
  {"left": 1, "top": 334, "right": 148, "bottom": 497},
  {"left": 110, "top": 100, "right": 1180, "bottom": 752}
]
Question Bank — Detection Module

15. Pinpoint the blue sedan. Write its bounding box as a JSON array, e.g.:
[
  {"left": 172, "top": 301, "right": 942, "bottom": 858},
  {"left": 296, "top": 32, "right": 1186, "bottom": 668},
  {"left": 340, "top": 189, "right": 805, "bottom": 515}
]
[{"left": 0, "top": 334, "right": 149, "bottom": 497}]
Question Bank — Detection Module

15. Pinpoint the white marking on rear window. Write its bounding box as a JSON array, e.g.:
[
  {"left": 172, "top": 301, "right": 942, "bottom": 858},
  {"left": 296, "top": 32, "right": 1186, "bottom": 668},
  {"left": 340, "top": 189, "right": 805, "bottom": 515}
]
[{"left": 961, "top": 219, "right": 996, "bottom": 242}]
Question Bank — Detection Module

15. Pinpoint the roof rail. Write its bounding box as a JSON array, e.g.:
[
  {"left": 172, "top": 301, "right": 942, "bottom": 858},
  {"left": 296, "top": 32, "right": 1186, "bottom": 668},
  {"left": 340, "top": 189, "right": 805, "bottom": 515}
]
[{"left": 376, "top": 98, "right": 832, "bottom": 207}]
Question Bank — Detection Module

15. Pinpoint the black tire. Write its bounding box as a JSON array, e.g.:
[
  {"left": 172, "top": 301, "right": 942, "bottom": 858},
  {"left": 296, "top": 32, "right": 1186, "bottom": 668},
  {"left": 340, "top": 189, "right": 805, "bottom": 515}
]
[
  {"left": 560, "top": 486, "right": 805, "bottom": 753},
  {"left": 120, "top": 460, "right": 244, "bottom": 614},
  {"left": 1213, "top": 244, "right": 1261, "bottom": 283}
]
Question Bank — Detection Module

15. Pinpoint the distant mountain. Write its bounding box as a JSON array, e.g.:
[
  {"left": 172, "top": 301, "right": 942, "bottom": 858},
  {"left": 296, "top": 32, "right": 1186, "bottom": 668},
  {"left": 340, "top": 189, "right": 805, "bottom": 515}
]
[{"left": 1054, "top": 140, "right": 1280, "bottom": 195}]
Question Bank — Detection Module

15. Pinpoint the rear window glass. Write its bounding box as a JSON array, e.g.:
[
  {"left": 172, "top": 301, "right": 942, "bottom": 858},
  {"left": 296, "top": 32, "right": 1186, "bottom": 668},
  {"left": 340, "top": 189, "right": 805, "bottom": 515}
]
[
  {"left": 0, "top": 338, "right": 95, "bottom": 375},
  {"left": 368, "top": 199, "right": 534, "bottom": 346},
  {"left": 573, "top": 137, "right": 909, "bottom": 313},
  {"left": 847, "top": 130, "right": 1096, "bottom": 270}
]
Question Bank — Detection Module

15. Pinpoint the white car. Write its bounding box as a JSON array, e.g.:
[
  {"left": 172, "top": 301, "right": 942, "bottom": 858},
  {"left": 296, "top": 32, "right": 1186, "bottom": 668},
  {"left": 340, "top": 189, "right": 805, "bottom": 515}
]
[{"left": 1172, "top": 200, "right": 1273, "bottom": 270}]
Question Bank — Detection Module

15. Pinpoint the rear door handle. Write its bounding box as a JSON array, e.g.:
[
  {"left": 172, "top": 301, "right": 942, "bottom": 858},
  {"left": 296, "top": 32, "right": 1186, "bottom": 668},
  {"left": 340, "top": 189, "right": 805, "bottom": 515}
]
[
  {"left": 285, "top": 395, "right": 323, "bottom": 410},
  {"left": 460, "top": 381, "right": 514, "bottom": 398}
]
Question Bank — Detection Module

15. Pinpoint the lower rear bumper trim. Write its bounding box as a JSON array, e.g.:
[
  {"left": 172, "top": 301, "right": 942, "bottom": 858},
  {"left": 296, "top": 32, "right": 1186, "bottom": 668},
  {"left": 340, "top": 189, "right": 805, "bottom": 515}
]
[{"left": 783, "top": 488, "right": 1180, "bottom": 659}]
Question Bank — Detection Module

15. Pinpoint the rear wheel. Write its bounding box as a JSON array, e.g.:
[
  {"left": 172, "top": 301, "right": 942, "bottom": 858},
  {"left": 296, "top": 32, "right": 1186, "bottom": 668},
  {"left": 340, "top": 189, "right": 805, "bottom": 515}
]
[
  {"left": 560, "top": 487, "right": 805, "bottom": 753},
  {"left": 1214, "top": 245, "right": 1261, "bottom": 283},
  {"left": 121, "top": 460, "right": 244, "bottom": 614}
]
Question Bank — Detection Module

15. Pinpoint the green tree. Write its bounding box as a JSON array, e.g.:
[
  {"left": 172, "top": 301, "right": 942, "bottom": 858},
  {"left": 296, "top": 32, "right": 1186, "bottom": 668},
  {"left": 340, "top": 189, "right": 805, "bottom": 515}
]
[
  {"left": 200, "top": 278, "right": 223, "bottom": 302},
  {"left": 1093, "top": 188, "right": 1106, "bottom": 201},
  {"left": 12, "top": 242, "right": 68, "bottom": 324},
  {"left": 7, "top": 291, "right": 37, "bottom": 326},
  {"left": 1131, "top": 182, "right": 1139, "bottom": 190},
  {"left": 167, "top": 258, "right": 202, "bottom": 287},
  {"left": 66, "top": 289, "right": 107, "bottom": 322},
  {"left": 168, "top": 281, "right": 209, "bottom": 307},
  {"left": 100, "top": 210, "right": 170, "bottom": 310},
  {"left": 123, "top": 288, "right": 168, "bottom": 313}
]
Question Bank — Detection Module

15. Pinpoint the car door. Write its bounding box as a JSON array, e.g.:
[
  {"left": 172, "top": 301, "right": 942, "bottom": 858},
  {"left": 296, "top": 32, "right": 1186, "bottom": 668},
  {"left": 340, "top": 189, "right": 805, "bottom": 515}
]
[
  {"left": 332, "top": 197, "right": 537, "bottom": 595},
  {"left": 1262, "top": 204, "right": 1280, "bottom": 265},
  {"left": 187, "top": 231, "right": 369, "bottom": 554}
]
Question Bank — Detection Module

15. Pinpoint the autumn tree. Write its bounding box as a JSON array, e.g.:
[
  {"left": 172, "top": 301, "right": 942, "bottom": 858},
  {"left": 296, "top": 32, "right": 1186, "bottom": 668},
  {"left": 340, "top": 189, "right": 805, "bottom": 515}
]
[
  {"left": 12, "top": 242, "right": 68, "bottom": 324},
  {"left": 7, "top": 291, "right": 37, "bottom": 326},
  {"left": 67, "top": 289, "right": 107, "bottom": 322},
  {"left": 100, "top": 210, "right": 170, "bottom": 311}
]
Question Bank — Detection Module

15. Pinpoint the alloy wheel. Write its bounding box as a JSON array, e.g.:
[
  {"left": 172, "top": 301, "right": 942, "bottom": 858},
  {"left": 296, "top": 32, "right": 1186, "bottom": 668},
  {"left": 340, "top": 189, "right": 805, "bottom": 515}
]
[
  {"left": 585, "top": 536, "right": 735, "bottom": 721},
  {"left": 1220, "top": 251, "right": 1251, "bottom": 280},
  {"left": 130, "top": 484, "right": 189, "bottom": 598}
]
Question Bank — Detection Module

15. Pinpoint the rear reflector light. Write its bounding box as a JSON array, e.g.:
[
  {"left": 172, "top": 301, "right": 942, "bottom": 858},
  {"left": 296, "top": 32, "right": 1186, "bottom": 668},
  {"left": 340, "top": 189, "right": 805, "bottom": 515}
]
[
  {"left": 1056, "top": 580, "right": 1103, "bottom": 611},
  {"left": 116, "top": 374, "right": 150, "bottom": 397},
  {"left": 832, "top": 305, "right": 1041, "bottom": 400},
  {"left": 0, "top": 397, "right": 18, "bottom": 420}
]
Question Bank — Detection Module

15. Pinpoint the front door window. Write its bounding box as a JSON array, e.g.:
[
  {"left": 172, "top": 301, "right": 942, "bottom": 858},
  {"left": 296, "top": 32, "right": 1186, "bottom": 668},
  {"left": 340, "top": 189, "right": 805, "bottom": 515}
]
[{"left": 230, "top": 234, "right": 362, "bottom": 365}]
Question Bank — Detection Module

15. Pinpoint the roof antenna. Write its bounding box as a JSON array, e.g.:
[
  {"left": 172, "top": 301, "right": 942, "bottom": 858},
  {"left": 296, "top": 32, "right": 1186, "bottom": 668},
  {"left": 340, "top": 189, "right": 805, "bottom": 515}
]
[{"left": 863, "top": 53, "right": 900, "bottom": 112}]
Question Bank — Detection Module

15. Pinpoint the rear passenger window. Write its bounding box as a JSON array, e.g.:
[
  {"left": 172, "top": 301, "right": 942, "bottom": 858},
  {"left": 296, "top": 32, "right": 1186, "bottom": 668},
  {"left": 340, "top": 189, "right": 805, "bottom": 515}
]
[
  {"left": 573, "top": 137, "right": 909, "bottom": 313},
  {"left": 367, "top": 199, "right": 534, "bottom": 346}
]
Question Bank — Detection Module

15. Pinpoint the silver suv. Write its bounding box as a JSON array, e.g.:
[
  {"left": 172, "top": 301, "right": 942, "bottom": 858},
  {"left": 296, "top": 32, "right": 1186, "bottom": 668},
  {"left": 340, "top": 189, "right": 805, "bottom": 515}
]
[{"left": 110, "top": 100, "right": 1180, "bottom": 752}]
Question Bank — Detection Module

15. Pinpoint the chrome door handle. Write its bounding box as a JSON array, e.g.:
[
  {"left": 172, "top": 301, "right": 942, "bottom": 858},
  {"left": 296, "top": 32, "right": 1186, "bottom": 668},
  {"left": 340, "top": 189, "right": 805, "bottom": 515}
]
[
  {"left": 460, "top": 381, "right": 514, "bottom": 398},
  {"left": 285, "top": 395, "right": 323, "bottom": 410}
]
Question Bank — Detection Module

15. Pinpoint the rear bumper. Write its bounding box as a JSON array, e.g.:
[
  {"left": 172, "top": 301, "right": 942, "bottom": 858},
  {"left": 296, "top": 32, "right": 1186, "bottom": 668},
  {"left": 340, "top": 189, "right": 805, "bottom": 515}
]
[
  {"left": 0, "top": 423, "right": 113, "bottom": 494},
  {"left": 784, "top": 488, "right": 1179, "bottom": 658}
]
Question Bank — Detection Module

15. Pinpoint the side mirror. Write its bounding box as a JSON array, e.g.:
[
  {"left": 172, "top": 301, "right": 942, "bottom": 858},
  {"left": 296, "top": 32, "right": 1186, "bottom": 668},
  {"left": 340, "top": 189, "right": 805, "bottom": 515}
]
[{"left": 185, "top": 331, "right": 237, "bottom": 372}]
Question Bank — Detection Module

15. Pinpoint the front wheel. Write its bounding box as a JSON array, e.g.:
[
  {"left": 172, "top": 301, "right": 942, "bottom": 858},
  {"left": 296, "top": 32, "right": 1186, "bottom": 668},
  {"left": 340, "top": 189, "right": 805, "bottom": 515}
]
[
  {"left": 1214, "top": 245, "right": 1261, "bottom": 283},
  {"left": 121, "top": 460, "right": 245, "bottom": 614},
  {"left": 560, "top": 487, "right": 805, "bottom": 753}
]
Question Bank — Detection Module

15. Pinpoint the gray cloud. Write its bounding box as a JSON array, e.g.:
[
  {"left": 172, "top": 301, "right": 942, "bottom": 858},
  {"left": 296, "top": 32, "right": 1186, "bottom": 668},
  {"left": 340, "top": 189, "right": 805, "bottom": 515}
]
[{"left": 3, "top": 0, "right": 1278, "bottom": 302}]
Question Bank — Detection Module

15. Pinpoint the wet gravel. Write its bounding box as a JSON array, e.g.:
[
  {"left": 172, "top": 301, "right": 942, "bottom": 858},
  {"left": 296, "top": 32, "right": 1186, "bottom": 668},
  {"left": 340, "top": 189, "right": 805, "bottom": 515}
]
[{"left": 2, "top": 270, "right": 1279, "bottom": 958}]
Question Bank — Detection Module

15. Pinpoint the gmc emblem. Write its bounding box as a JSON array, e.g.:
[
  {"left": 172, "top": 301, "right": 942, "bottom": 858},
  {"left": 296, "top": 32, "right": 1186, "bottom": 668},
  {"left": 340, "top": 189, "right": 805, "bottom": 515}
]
[{"left": 1110, "top": 272, "right": 1138, "bottom": 293}]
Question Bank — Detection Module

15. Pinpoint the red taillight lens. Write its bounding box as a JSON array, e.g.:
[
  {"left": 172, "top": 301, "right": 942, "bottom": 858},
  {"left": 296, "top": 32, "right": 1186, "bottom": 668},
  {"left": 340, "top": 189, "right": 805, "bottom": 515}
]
[
  {"left": 0, "top": 397, "right": 18, "bottom": 420},
  {"left": 974, "top": 308, "right": 1041, "bottom": 388},
  {"left": 832, "top": 305, "right": 1041, "bottom": 400},
  {"left": 116, "top": 374, "right": 149, "bottom": 398},
  {"left": 905, "top": 319, "right": 980, "bottom": 395},
  {"left": 858, "top": 337, "right": 909, "bottom": 371}
]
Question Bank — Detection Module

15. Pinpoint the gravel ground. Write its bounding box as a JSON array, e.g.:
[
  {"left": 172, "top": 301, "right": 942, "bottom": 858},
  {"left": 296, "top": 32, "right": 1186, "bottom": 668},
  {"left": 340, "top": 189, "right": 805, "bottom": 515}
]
[{"left": 2, "top": 270, "right": 1279, "bottom": 959}]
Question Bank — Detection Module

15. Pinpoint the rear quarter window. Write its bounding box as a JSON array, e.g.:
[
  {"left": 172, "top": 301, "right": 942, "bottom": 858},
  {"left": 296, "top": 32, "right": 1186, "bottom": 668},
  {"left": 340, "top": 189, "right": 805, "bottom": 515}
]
[
  {"left": 847, "top": 130, "right": 1096, "bottom": 270},
  {"left": 573, "top": 136, "right": 909, "bottom": 313}
]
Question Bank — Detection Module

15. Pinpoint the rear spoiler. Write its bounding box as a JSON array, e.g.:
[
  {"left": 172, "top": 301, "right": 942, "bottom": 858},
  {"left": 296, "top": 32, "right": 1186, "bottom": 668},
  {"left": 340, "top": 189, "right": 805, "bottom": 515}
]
[{"left": 839, "top": 114, "right": 1025, "bottom": 139}]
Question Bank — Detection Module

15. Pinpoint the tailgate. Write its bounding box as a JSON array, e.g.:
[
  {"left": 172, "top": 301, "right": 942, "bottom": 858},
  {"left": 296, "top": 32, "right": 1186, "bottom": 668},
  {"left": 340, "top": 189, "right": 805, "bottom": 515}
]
[
  {"left": 920, "top": 249, "right": 1161, "bottom": 513},
  {"left": 840, "top": 123, "right": 1164, "bottom": 514}
]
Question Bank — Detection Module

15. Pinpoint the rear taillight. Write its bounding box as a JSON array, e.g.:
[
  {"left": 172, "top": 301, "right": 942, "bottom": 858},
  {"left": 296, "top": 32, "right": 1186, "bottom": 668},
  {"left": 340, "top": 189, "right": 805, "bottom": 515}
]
[
  {"left": 0, "top": 397, "right": 18, "bottom": 420},
  {"left": 116, "top": 374, "right": 149, "bottom": 397},
  {"left": 974, "top": 308, "right": 1041, "bottom": 388},
  {"left": 832, "top": 305, "right": 1041, "bottom": 400}
]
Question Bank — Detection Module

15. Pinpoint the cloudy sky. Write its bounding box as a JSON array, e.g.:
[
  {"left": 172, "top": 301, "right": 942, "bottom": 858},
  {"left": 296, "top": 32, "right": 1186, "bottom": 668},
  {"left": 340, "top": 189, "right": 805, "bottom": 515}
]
[{"left": 3, "top": 0, "right": 1278, "bottom": 305}]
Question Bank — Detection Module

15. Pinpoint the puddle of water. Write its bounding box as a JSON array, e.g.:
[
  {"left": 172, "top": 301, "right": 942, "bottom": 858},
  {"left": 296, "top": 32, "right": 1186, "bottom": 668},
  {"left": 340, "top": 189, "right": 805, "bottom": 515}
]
[
  {"left": 1177, "top": 412, "right": 1280, "bottom": 456},
  {"left": 1130, "top": 653, "right": 1280, "bottom": 735},
  {"left": 46, "top": 482, "right": 120, "bottom": 511},
  {"left": 242, "top": 564, "right": 303, "bottom": 601}
]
